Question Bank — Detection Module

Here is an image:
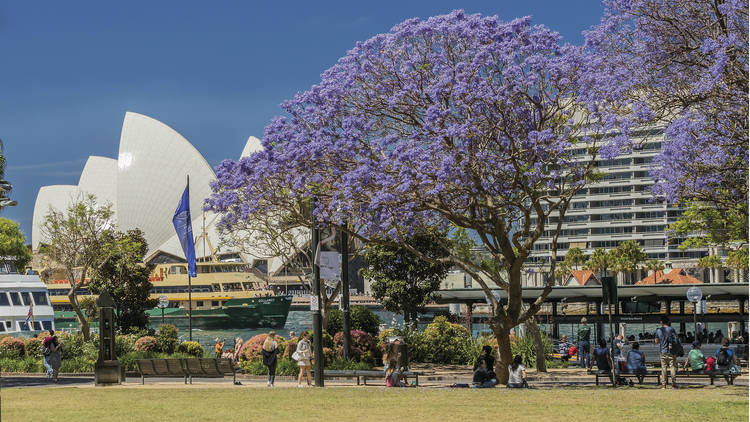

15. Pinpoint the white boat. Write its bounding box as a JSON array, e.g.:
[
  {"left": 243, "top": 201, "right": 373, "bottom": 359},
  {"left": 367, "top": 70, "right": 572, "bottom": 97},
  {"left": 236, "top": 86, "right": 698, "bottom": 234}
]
[{"left": 0, "top": 259, "right": 54, "bottom": 336}]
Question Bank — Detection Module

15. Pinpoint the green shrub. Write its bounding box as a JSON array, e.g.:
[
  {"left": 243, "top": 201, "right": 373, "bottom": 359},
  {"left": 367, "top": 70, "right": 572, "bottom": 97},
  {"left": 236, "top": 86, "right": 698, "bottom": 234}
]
[
  {"left": 115, "top": 335, "right": 135, "bottom": 357},
  {"left": 177, "top": 341, "right": 204, "bottom": 357},
  {"left": 510, "top": 332, "right": 553, "bottom": 368},
  {"left": 333, "top": 330, "right": 377, "bottom": 363},
  {"left": 119, "top": 351, "right": 152, "bottom": 371},
  {"left": 326, "top": 358, "right": 372, "bottom": 370},
  {"left": 134, "top": 336, "right": 158, "bottom": 352},
  {"left": 24, "top": 337, "right": 43, "bottom": 358},
  {"left": 0, "top": 357, "right": 43, "bottom": 372},
  {"left": 127, "top": 327, "right": 155, "bottom": 337},
  {"left": 0, "top": 337, "right": 25, "bottom": 358},
  {"left": 240, "top": 357, "right": 299, "bottom": 376},
  {"left": 378, "top": 318, "right": 475, "bottom": 365},
  {"left": 59, "top": 333, "right": 97, "bottom": 361},
  {"left": 156, "top": 324, "right": 179, "bottom": 354},
  {"left": 60, "top": 355, "right": 95, "bottom": 373},
  {"left": 326, "top": 306, "right": 382, "bottom": 337}
]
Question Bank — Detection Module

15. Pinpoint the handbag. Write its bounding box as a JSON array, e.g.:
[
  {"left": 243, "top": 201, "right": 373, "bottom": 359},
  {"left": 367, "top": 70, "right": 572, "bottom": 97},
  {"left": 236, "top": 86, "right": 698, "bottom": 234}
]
[{"left": 292, "top": 350, "right": 301, "bottom": 361}]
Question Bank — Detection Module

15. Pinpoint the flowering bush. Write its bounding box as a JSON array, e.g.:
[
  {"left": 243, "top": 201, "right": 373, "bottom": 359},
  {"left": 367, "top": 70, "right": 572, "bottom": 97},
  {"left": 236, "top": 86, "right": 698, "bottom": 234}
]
[
  {"left": 0, "top": 337, "right": 25, "bottom": 358},
  {"left": 240, "top": 334, "right": 287, "bottom": 361},
  {"left": 134, "top": 336, "right": 159, "bottom": 353},
  {"left": 24, "top": 337, "right": 43, "bottom": 358},
  {"left": 177, "top": 341, "right": 204, "bottom": 357},
  {"left": 333, "top": 330, "right": 377, "bottom": 363}
]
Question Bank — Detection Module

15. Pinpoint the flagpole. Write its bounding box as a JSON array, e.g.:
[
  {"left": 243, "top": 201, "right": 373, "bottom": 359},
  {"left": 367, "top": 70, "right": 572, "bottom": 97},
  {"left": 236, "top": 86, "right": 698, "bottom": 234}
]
[{"left": 187, "top": 175, "right": 192, "bottom": 342}]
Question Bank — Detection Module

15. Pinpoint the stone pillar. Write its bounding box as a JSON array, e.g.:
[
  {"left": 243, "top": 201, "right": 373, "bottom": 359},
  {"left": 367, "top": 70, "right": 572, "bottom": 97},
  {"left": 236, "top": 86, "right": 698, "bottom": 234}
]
[
  {"left": 552, "top": 302, "right": 559, "bottom": 339},
  {"left": 679, "top": 301, "right": 686, "bottom": 334}
]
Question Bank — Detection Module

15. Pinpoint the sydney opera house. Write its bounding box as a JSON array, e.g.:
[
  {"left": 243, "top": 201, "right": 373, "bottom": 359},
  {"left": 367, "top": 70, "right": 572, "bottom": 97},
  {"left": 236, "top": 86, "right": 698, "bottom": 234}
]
[{"left": 32, "top": 111, "right": 263, "bottom": 264}]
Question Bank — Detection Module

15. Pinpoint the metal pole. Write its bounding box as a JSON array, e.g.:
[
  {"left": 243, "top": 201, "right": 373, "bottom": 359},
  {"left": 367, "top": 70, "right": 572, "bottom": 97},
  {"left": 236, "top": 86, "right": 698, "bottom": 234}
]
[
  {"left": 161, "top": 308, "right": 165, "bottom": 325},
  {"left": 693, "top": 302, "right": 704, "bottom": 340},
  {"left": 312, "top": 215, "right": 324, "bottom": 387},
  {"left": 341, "top": 222, "right": 351, "bottom": 360},
  {"left": 608, "top": 300, "right": 616, "bottom": 387},
  {"left": 188, "top": 275, "right": 192, "bottom": 341},
  {"left": 187, "top": 174, "right": 192, "bottom": 342}
]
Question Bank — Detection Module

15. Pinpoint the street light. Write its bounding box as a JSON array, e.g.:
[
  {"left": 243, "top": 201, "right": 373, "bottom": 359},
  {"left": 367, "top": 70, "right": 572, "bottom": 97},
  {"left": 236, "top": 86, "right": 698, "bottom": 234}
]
[{"left": 686, "top": 286, "right": 702, "bottom": 337}]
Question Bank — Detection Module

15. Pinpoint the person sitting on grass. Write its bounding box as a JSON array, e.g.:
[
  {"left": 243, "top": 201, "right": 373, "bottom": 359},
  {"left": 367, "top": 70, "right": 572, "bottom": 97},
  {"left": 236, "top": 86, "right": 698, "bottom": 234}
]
[
  {"left": 626, "top": 342, "right": 647, "bottom": 384},
  {"left": 471, "top": 354, "right": 497, "bottom": 388},
  {"left": 683, "top": 341, "right": 705, "bottom": 372},
  {"left": 506, "top": 355, "right": 529, "bottom": 389}
]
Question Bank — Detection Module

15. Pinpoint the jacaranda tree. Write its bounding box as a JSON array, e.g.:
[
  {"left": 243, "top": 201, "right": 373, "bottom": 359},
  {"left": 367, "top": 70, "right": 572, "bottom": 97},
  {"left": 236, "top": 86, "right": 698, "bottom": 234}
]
[
  {"left": 208, "top": 11, "right": 616, "bottom": 382},
  {"left": 583, "top": 0, "right": 749, "bottom": 244}
]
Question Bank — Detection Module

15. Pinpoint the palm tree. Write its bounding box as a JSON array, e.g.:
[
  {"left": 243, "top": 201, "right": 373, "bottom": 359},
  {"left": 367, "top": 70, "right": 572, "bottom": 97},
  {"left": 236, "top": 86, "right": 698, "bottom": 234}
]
[
  {"left": 564, "top": 247, "right": 586, "bottom": 271},
  {"left": 584, "top": 248, "right": 611, "bottom": 283},
  {"left": 644, "top": 259, "right": 665, "bottom": 285},
  {"left": 697, "top": 255, "right": 723, "bottom": 283},
  {"left": 726, "top": 247, "right": 749, "bottom": 283},
  {"left": 0, "top": 139, "right": 16, "bottom": 211},
  {"left": 611, "top": 240, "right": 648, "bottom": 284}
]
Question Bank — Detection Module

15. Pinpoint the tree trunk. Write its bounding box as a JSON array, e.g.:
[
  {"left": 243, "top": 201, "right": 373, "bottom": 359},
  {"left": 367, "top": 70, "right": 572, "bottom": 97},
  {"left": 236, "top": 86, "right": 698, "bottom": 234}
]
[
  {"left": 490, "top": 320, "right": 513, "bottom": 384},
  {"left": 67, "top": 273, "right": 90, "bottom": 341},
  {"left": 525, "top": 318, "right": 547, "bottom": 373},
  {"left": 410, "top": 312, "right": 418, "bottom": 331}
]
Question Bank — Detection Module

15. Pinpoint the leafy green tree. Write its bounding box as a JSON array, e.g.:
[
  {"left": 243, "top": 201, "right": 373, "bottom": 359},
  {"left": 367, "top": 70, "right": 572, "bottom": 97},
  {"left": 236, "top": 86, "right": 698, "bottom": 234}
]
[
  {"left": 41, "top": 194, "right": 113, "bottom": 340},
  {"left": 611, "top": 240, "right": 648, "bottom": 284},
  {"left": 584, "top": 248, "right": 612, "bottom": 284},
  {"left": 0, "top": 218, "right": 31, "bottom": 271},
  {"left": 361, "top": 232, "right": 451, "bottom": 330},
  {"left": 326, "top": 306, "right": 382, "bottom": 337},
  {"left": 644, "top": 259, "right": 665, "bottom": 285},
  {"left": 726, "top": 247, "right": 749, "bottom": 282},
  {"left": 90, "top": 229, "right": 157, "bottom": 332},
  {"left": 670, "top": 202, "right": 748, "bottom": 249},
  {"left": 564, "top": 247, "right": 585, "bottom": 271}
]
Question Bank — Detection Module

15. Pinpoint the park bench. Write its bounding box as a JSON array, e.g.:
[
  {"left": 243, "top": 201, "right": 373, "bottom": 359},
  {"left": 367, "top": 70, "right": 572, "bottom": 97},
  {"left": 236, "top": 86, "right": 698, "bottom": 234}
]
[
  {"left": 589, "top": 369, "right": 661, "bottom": 386},
  {"left": 136, "top": 358, "right": 237, "bottom": 385},
  {"left": 676, "top": 369, "right": 740, "bottom": 385},
  {"left": 311, "top": 369, "right": 425, "bottom": 386}
]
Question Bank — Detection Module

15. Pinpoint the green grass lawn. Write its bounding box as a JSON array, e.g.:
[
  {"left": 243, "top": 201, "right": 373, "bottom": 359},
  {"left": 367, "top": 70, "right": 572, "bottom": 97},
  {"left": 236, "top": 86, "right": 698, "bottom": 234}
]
[{"left": 2, "top": 386, "right": 747, "bottom": 421}]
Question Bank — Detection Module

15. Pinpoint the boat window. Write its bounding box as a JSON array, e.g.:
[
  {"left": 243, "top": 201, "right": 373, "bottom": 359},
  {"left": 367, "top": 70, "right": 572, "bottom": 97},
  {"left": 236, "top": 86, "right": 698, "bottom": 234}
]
[
  {"left": 0, "top": 323, "right": 4, "bottom": 332},
  {"left": 211, "top": 301, "right": 219, "bottom": 307},
  {"left": 0, "top": 293, "right": 9, "bottom": 306},
  {"left": 19, "top": 321, "right": 30, "bottom": 331},
  {"left": 42, "top": 321, "right": 52, "bottom": 331},
  {"left": 5, "top": 321, "right": 11, "bottom": 328},
  {"left": 169, "top": 266, "right": 187, "bottom": 275},
  {"left": 10, "top": 292, "right": 22, "bottom": 306},
  {"left": 196, "top": 301, "right": 204, "bottom": 307},
  {"left": 20, "top": 292, "right": 32, "bottom": 306},
  {"left": 33, "top": 321, "right": 42, "bottom": 330},
  {"left": 32, "top": 292, "right": 48, "bottom": 306}
]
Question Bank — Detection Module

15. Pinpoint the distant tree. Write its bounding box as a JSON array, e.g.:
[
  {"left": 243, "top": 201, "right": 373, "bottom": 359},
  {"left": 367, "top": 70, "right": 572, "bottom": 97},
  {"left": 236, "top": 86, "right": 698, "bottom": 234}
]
[
  {"left": 644, "top": 259, "right": 665, "bottom": 285},
  {"left": 361, "top": 232, "right": 451, "bottom": 330},
  {"left": 564, "top": 247, "right": 586, "bottom": 271},
  {"left": 697, "top": 254, "right": 723, "bottom": 283},
  {"left": 41, "top": 194, "right": 112, "bottom": 340},
  {"left": 0, "top": 218, "right": 31, "bottom": 271},
  {"left": 670, "top": 203, "right": 748, "bottom": 250},
  {"left": 78, "top": 296, "right": 99, "bottom": 325},
  {"left": 89, "top": 229, "right": 157, "bottom": 332},
  {"left": 726, "top": 247, "right": 749, "bottom": 283},
  {"left": 554, "top": 261, "right": 572, "bottom": 286},
  {"left": 611, "top": 240, "right": 648, "bottom": 284},
  {"left": 585, "top": 249, "right": 612, "bottom": 281}
]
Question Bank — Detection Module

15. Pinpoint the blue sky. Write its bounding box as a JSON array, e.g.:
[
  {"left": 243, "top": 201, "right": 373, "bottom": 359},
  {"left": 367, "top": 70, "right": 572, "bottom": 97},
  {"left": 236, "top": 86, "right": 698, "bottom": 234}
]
[{"left": 0, "top": 1, "right": 603, "bottom": 239}]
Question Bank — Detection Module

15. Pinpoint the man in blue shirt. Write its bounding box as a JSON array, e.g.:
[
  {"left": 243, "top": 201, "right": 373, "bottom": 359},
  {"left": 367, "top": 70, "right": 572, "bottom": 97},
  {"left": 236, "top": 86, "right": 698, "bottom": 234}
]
[{"left": 655, "top": 316, "right": 678, "bottom": 389}]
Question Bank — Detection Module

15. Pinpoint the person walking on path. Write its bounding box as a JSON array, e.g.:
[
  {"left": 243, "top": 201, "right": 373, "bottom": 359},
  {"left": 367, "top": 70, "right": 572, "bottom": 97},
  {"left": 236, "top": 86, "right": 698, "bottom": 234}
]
[
  {"left": 655, "top": 316, "right": 678, "bottom": 389},
  {"left": 578, "top": 317, "right": 591, "bottom": 368},
  {"left": 46, "top": 334, "right": 63, "bottom": 382},
  {"left": 262, "top": 331, "right": 280, "bottom": 387},
  {"left": 294, "top": 331, "right": 312, "bottom": 387},
  {"left": 42, "top": 331, "right": 55, "bottom": 379}
]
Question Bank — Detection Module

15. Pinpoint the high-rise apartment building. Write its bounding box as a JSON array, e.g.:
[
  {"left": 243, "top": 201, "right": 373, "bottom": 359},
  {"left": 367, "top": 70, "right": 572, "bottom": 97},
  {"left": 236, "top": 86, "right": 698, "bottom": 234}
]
[{"left": 524, "top": 127, "right": 711, "bottom": 286}]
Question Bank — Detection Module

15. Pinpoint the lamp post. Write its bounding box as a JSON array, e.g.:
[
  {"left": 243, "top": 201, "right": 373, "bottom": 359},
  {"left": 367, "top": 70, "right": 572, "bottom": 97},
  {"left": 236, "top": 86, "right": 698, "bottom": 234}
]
[
  {"left": 311, "top": 202, "right": 324, "bottom": 387},
  {"left": 686, "top": 286, "right": 702, "bottom": 338}
]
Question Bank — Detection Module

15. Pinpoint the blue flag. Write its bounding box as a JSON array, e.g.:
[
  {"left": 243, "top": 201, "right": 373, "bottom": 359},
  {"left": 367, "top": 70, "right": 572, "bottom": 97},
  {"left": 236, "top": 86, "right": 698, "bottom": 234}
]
[{"left": 173, "top": 185, "right": 197, "bottom": 277}]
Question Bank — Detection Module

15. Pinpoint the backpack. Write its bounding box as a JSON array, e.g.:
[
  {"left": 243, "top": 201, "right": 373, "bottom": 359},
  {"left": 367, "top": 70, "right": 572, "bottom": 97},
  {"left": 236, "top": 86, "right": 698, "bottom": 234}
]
[
  {"left": 661, "top": 327, "right": 684, "bottom": 357},
  {"left": 705, "top": 356, "right": 716, "bottom": 371},
  {"left": 717, "top": 349, "right": 731, "bottom": 367}
]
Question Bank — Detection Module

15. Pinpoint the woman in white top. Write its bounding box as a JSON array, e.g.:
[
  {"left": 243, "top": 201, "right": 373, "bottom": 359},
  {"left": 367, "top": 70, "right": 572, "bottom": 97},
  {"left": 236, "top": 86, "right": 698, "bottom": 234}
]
[
  {"left": 295, "top": 331, "right": 313, "bottom": 387},
  {"left": 507, "top": 355, "right": 529, "bottom": 388}
]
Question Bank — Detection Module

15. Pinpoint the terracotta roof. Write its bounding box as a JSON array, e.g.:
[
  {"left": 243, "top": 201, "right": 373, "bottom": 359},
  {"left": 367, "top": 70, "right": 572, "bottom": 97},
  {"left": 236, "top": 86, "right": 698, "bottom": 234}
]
[
  {"left": 635, "top": 268, "right": 703, "bottom": 285},
  {"left": 567, "top": 270, "right": 600, "bottom": 286}
]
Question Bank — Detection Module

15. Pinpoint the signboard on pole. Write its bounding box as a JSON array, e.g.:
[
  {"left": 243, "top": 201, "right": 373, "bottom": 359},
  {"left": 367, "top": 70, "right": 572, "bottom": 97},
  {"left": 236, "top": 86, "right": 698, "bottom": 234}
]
[
  {"left": 310, "top": 295, "right": 319, "bottom": 312},
  {"left": 319, "top": 251, "right": 341, "bottom": 282}
]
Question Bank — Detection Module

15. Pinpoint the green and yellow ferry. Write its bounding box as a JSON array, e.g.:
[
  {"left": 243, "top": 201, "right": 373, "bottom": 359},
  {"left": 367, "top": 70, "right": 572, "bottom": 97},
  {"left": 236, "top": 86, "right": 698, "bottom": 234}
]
[{"left": 47, "top": 260, "right": 293, "bottom": 330}]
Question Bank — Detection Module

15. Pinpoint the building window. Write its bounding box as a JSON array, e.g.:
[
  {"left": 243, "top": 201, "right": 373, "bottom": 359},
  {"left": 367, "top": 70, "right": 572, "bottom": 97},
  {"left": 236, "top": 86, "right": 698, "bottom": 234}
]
[{"left": 32, "top": 291, "right": 48, "bottom": 306}]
